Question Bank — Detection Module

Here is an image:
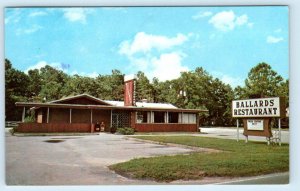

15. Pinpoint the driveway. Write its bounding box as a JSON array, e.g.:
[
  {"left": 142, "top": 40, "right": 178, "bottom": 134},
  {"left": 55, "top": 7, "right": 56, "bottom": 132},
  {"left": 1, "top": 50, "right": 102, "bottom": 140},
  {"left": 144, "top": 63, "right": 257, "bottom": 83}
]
[
  {"left": 5, "top": 132, "right": 194, "bottom": 185},
  {"left": 199, "top": 127, "right": 289, "bottom": 144}
]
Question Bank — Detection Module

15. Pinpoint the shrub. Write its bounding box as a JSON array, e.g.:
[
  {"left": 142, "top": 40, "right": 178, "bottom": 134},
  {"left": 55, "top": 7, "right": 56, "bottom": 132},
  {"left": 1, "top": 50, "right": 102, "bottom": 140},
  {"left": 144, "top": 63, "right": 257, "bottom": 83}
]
[
  {"left": 24, "top": 115, "right": 35, "bottom": 123},
  {"left": 116, "top": 127, "right": 135, "bottom": 135}
]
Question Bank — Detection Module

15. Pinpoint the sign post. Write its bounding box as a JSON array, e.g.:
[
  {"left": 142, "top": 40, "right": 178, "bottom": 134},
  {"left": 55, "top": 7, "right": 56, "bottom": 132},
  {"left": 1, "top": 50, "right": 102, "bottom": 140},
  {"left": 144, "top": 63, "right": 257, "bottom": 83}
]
[
  {"left": 232, "top": 97, "right": 285, "bottom": 145},
  {"left": 278, "top": 118, "right": 281, "bottom": 146},
  {"left": 236, "top": 119, "right": 239, "bottom": 142}
]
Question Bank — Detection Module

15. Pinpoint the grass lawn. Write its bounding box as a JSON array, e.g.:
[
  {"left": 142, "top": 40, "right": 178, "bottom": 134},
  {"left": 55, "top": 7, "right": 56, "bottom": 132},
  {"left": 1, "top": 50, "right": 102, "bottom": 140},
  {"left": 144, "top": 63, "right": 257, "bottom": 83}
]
[{"left": 109, "top": 136, "right": 289, "bottom": 182}]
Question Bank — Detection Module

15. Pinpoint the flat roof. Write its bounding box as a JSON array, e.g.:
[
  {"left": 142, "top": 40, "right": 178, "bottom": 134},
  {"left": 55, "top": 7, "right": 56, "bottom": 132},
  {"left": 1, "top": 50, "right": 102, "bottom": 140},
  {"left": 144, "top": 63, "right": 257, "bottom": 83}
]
[{"left": 15, "top": 102, "right": 207, "bottom": 113}]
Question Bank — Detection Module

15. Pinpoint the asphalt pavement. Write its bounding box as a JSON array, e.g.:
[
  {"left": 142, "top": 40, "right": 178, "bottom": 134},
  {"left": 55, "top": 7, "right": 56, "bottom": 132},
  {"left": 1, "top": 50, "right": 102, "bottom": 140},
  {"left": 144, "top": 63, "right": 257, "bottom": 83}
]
[{"left": 5, "top": 127, "right": 289, "bottom": 185}]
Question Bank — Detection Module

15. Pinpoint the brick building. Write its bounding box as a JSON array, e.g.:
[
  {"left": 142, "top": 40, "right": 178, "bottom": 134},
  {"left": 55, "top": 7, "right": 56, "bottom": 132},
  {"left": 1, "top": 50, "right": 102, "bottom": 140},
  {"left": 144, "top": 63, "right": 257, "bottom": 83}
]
[{"left": 16, "top": 75, "right": 206, "bottom": 133}]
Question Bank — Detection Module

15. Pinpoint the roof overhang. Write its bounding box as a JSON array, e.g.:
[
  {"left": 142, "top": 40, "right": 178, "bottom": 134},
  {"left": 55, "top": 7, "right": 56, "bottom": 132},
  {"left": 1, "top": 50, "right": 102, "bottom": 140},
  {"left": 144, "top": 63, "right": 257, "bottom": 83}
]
[{"left": 15, "top": 102, "right": 208, "bottom": 113}]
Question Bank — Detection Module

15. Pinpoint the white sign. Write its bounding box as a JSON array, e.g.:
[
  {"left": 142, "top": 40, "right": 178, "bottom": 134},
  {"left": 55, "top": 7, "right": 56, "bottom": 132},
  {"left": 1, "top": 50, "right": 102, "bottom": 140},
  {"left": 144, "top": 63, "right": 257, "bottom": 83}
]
[
  {"left": 232, "top": 97, "right": 281, "bottom": 118},
  {"left": 247, "top": 119, "right": 264, "bottom": 131}
]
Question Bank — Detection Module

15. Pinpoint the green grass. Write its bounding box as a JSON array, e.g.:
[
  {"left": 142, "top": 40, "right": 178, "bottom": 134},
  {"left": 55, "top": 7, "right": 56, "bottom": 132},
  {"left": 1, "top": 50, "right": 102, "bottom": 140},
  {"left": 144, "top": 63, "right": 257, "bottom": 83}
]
[{"left": 109, "top": 136, "right": 289, "bottom": 182}]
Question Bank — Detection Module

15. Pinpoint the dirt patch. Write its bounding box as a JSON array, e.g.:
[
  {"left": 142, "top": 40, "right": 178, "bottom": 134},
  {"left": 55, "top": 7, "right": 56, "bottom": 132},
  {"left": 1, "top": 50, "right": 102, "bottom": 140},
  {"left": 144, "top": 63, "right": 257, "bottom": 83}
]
[{"left": 51, "top": 137, "right": 82, "bottom": 140}]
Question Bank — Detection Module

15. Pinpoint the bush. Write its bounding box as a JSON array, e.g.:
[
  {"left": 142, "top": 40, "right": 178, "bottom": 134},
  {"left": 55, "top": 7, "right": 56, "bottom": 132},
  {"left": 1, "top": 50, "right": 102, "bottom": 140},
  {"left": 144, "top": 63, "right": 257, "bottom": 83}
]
[
  {"left": 116, "top": 127, "right": 135, "bottom": 135},
  {"left": 24, "top": 115, "right": 35, "bottom": 123}
]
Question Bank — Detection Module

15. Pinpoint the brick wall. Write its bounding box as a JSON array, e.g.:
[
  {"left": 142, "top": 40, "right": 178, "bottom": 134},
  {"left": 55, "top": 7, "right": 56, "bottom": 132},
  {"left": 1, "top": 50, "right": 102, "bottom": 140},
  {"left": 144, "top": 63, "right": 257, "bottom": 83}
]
[
  {"left": 134, "top": 123, "right": 198, "bottom": 132},
  {"left": 17, "top": 123, "right": 92, "bottom": 133}
]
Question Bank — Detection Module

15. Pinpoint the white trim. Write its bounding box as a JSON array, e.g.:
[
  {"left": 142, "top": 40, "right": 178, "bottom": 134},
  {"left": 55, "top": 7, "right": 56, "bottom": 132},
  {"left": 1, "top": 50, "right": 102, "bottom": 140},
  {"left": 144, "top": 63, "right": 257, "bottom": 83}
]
[
  {"left": 22, "top": 107, "right": 25, "bottom": 122},
  {"left": 110, "top": 110, "right": 113, "bottom": 128},
  {"left": 47, "top": 107, "right": 49, "bottom": 123},
  {"left": 49, "top": 94, "right": 113, "bottom": 106},
  {"left": 69, "top": 108, "right": 72, "bottom": 124},
  {"left": 90, "top": 109, "right": 93, "bottom": 124}
]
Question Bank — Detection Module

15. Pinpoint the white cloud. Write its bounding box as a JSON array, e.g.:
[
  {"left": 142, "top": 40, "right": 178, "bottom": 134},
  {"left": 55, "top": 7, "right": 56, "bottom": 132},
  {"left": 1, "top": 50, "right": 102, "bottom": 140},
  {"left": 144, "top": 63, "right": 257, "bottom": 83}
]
[
  {"left": 149, "top": 52, "right": 189, "bottom": 81},
  {"left": 212, "top": 71, "right": 244, "bottom": 88},
  {"left": 29, "top": 11, "right": 47, "bottom": 17},
  {"left": 122, "top": 52, "right": 189, "bottom": 82},
  {"left": 16, "top": 25, "right": 43, "bottom": 35},
  {"left": 119, "top": 32, "right": 189, "bottom": 56},
  {"left": 62, "top": 8, "right": 93, "bottom": 23},
  {"left": 247, "top": 22, "right": 254, "bottom": 28},
  {"left": 71, "top": 71, "right": 98, "bottom": 78},
  {"left": 267, "top": 35, "right": 284, "bottom": 43},
  {"left": 26, "top": 61, "right": 98, "bottom": 78},
  {"left": 209, "top": 11, "right": 250, "bottom": 31},
  {"left": 275, "top": 28, "right": 282, "bottom": 33},
  {"left": 5, "top": 8, "right": 21, "bottom": 24},
  {"left": 119, "top": 32, "right": 191, "bottom": 81},
  {"left": 235, "top": 14, "right": 248, "bottom": 26},
  {"left": 192, "top": 11, "right": 212, "bottom": 19},
  {"left": 25, "top": 61, "right": 64, "bottom": 74}
]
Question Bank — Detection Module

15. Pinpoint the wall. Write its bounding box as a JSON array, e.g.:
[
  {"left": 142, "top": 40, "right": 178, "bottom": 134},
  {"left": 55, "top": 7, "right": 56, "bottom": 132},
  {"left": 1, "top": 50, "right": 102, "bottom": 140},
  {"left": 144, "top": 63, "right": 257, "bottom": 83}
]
[
  {"left": 17, "top": 123, "right": 91, "bottom": 133},
  {"left": 49, "top": 108, "right": 69, "bottom": 123},
  {"left": 92, "top": 110, "right": 111, "bottom": 132},
  {"left": 134, "top": 123, "right": 198, "bottom": 132},
  {"left": 72, "top": 109, "right": 91, "bottom": 123}
]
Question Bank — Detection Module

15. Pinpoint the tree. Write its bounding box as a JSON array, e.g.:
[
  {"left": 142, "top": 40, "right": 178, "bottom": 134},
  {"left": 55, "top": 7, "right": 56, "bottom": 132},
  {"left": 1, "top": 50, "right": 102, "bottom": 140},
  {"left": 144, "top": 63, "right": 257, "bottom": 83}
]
[
  {"left": 93, "top": 70, "right": 124, "bottom": 100},
  {"left": 39, "top": 65, "right": 69, "bottom": 101},
  {"left": 5, "top": 59, "right": 30, "bottom": 120},
  {"left": 244, "top": 62, "right": 284, "bottom": 97},
  {"left": 27, "top": 69, "right": 42, "bottom": 101},
  {"left": 135, "top": 71, "right": 153, "bottom": 102}
]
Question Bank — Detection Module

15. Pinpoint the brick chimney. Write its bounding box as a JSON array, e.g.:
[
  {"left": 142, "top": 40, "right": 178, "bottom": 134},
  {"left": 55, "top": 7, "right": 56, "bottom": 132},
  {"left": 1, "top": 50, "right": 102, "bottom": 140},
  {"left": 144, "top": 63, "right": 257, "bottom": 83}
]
[{"left": 124, "top": 74, "right": 136, "bottom": 106}]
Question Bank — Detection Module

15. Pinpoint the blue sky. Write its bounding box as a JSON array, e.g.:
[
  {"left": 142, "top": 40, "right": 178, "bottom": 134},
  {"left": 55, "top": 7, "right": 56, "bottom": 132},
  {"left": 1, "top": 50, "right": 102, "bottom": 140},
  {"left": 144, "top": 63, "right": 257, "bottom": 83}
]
[{"left": 5, "top": 6, "right": 289, "bottom": 87}]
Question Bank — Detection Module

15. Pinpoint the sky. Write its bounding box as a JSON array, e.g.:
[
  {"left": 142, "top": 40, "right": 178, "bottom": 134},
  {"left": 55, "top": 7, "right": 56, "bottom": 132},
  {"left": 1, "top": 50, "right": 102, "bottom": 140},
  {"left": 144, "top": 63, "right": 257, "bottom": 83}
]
[{"left": 4, "top": 6, "right": 289, "bottom": 87}]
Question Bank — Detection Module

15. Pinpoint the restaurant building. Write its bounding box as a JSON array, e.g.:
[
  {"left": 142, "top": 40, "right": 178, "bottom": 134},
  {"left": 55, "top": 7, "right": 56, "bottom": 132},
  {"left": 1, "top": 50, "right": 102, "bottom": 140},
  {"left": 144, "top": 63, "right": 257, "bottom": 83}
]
[{"left": 15, "top": 75, "right": 206, "bottom": 133}]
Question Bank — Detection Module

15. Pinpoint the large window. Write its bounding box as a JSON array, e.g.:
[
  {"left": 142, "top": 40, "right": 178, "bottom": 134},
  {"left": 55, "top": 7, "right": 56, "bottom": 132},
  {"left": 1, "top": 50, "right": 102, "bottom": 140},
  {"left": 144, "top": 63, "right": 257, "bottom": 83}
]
[
  {"left": 136, "top": 111, "right": 196, "bottom": 124},
  {"left": 136, "top": 111, "right": 149, "bottom": 123},
  {"left": 154, "top": 111, "right": 165, "bottom": 123},
  {"left": 168, "top": 112, "right": 179, "bottom": 123},
  {"left": 179, "top": 113, "right": 197, "bottom": 124}
]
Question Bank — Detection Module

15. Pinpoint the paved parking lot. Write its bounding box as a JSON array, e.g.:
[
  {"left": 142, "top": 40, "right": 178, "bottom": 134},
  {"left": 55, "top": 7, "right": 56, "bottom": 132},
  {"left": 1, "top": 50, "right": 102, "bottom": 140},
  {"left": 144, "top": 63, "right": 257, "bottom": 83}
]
[
  {"left": 6, "top": 132, "right": 195, "bottom": 185},
  {"left": 5, "top": 127, "right": 289, "bottom": 185}
]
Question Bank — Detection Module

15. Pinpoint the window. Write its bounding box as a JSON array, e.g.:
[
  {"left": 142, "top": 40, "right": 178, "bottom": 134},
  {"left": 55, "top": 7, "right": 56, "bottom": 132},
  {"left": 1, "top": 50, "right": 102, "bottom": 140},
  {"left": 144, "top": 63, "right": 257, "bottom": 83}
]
[
  {"left": 168, "top": 112, "right": 179, "bottom": 123},
  {"left": 179, "top": 113, "right": 197, "bottom": 124},
  {"left": 136, "top": 111, "right": 148, "bottom": 123},
  {"left": 154, "top": 111, "right": 165, "bottom": 123}
]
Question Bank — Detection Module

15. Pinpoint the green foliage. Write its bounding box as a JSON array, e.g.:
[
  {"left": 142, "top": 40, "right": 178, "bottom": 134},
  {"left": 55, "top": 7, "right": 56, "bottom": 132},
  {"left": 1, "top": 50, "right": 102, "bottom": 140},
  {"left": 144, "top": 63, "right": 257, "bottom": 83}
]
[
  {"left": 24, "top": 115, "right": 35, "bottom": 123},
  {"left": 234, "top": 62, "right": 289, "bottom": 110},
  {"left": 109, "top": 136, "right": 289, "bottom": 182},
  {"left": 5, "top": 59, "right": 30, "bottom": 120},
  {"left": 135, "top": 71, "right": 154, "bottom": 102},
  {"left": 5, "top": 58, "right": 289, "bottom": 126},
  {"left": 245, "top": 63, "right": 283, "bottom": 97},
  {"left": 116, "top": 127, "right": 135, "bottom": 135}
]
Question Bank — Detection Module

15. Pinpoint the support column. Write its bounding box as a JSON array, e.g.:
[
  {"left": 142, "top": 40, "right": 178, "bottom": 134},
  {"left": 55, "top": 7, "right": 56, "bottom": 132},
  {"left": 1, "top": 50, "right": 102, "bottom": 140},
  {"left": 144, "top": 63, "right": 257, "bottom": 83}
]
[
  {"left": 69, "top": 109, "right": 72, "bottom": 124},
  {"left": 181, "top": 112, "right": 183, "bottom": 124},
  {"left": 111, "top": 110, "right": 113, "bottom": 128},
  {"left": 278, "top": 118, "right": 281, "bottom": 146},
  {"left": 165, "top": 112, "right": 169, "bottom": 123},
  {"left": 47, "top": 107, "right": 49, "bottom": 123},
  {"left": 90, "top": 109, "right": 93, "bottom": 124},
  {"left": 22, "top": 107, "right": 25, "bottom": 122},
  {"left": 236, "top": 119, "right": 239, "bottom": 142}
]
